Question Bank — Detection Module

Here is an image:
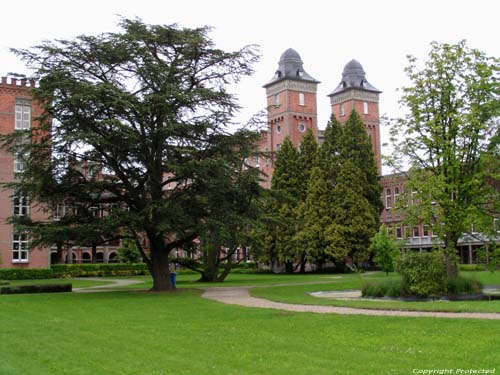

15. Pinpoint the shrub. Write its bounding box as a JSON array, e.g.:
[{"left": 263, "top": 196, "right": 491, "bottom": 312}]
[
  {"left": 446, "top": 276, "right": 482, "bottom": 295},
  {"left": 51, "top": 263, "right": 149, "bottom": 278},
  {"left": 458, "top": 264, "right": 486, "bottom": 272},
  {"left": 0, "top": 280, "right": 9, "bottom": 286},
  {"left": 396, "top": 251, "right": 447, "bottom": 297},
  {"left": 0, "top": 283, "right": 72, "bottom": 294},
  {"left": 0, "top": 268, "right": 54, "bottom": 280},
  {"left": 369, "top": 226, "right": 401, "bottom": 275},
  {"left": 362, "top": 279, "right": 403, "bottom": 298}
]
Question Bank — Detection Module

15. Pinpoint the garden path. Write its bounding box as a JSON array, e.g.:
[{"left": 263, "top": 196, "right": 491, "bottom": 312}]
[
  {"left": 73, "top": 278, "right": 144, "bottom": 293},
  {"left": 202, "top": 286, "right": 500, "bottom": 320}
]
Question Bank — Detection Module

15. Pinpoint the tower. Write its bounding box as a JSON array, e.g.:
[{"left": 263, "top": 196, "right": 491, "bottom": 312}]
[
  {"left": 328, "top": 60, "right": 382, "bottom": 173},
  {"left": 0, "top": 77, "right": 50, "bottom": 268},
  {"left": 263, "top": 48, "right": 320, "bottom": 152}
]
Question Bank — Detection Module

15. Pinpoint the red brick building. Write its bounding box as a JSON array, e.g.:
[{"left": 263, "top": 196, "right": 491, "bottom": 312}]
[{"left": 0, "top": 78, "right": 50, "bottom": 268}]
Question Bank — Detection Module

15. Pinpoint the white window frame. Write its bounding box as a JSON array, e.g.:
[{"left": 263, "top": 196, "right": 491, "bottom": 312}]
[
  {"left": 340, "top": 103, "right": 345, "bottom": 117},
  {"left": 276, "top": 125, "right": 281, "bottom": 134},
  {"left": 298, "top": 123, "right": 306, "bottom": 133},
  {"left": 422, "top": 225, "right": 430, "bottom": 238},
  {"left": 396, "top": 226, "right": 403, "bottom": 239},
  {"left": 385, "top": 188, "right": 392, "bottom": 209},
  {"left": 13, "top": 153, "right": 26, "bottom": 173},
  {"left": 299, "top": 92, "right": 305, "bottom": 106},
  {"left": 274, "top": 94, "right": 280, "bottom": 106},
  {"left": 15, "top": 104, "right": 31, "bottom": 130},
  {"left": 363, "top": 101, "right": 369, "bottom": 115},
  {"left": 394, "top": 187, "right": 400, "bottom": 204},
  {"left": 412, "top": 226, "right": 420, "bottom": 238},
  {"left": 254, "top": 155, "right": 260, "bottom": 168},
  {"left": 13, "top": 190, "right": 29, "bottom": 216},
  {"left": 54, "top": 203, "right": 69, "bottom": 220},
  {"left": 12, "top": 233, "right": 29, "bottom": 263},
  {"left": 411, "top": 190, "right": 418, "bottom": 205}
]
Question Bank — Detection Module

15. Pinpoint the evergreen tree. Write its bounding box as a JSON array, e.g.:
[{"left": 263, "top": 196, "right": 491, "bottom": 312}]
[
  {"left": 297, "top": 128, "right": 318, "bottom": 200},
  {"left": 316, "top": 114, "right": 343, "bottom": 181},
  {"left": 328, "top": 158, "right": 379, "bottom": 264},
  {"left": 270, "top": 137, "right": 303, "bottom": 272},
  {"left": 341, "top": 110, "right": 383, "bottom": 218}
]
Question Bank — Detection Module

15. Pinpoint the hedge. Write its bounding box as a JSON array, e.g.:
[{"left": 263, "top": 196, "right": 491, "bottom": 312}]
[
  {"left": 0, "top": 283, "right": 72, "bottom": 294},
  {"left": 0, "top": 268, "right": 54, "bottom": 280},
  {"left": 51, "top": 263, "right": 149, "bottom": 278}
]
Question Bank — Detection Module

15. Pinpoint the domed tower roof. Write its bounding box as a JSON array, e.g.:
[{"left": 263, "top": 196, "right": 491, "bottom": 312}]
[
  {"left": 264, "top": 48, "right": 319, "bottom": 88},
  {"left": 328, "top": 59, "right": 380, "bottom": 96}
]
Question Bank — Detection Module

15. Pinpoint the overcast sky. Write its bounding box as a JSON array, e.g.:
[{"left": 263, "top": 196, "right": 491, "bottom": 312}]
[{"left": 1, "top": 0, "right": 499, "bottom": 173}]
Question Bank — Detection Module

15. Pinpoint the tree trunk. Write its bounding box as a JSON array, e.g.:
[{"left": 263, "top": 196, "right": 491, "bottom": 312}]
[
  {"left": 284, "top": 261, "right": 294, "bottom": 273},
  {"left": 91, "top": 242, "right": 97, "bottom": 263},
  {"left": 299, "top": 254, "right": 307, "bottom": 274},
  {"left": 148, "top": 236, "right": 174, "bottom": 291},
  {"left": 444, "top": 236, "right": 459, "bottom": 278}
]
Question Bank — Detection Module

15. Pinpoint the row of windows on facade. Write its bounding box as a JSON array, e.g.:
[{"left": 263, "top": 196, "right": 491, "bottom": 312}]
[
  {"left": 274, "top": 92, "right": 306, "bottom": 107},
  {"left": 384, "top": 187, "right": 425, "bottom": 210},
  {"left": 275, "top": 123, "right": 306, "bottom": 135},
  {"left": 339, "top": 102, "right": 369, "bottom": 117},
  {"left": 387, "top": 219, "right": 500, "bottom": 240}
]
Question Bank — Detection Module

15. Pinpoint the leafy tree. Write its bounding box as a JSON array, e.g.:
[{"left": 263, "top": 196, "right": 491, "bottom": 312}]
[
  {"left": 389, "top": 41, "right": 500, "bottom": 277},
  {"left": 1, "top": 19, "right": 259, "bottom": 291},
  {"left": 369, "top": 226, "right": 400, "bottom": 275},
  {"left": 118, "top": 238, "right": 142, "bottom": 264}
]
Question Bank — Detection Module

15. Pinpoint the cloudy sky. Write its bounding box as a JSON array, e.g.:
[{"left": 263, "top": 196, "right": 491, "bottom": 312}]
[{"left": 1, "top": 0, "right": 499, "bottom": 172}]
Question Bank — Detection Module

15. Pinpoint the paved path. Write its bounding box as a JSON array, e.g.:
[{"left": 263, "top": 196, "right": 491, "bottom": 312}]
[
  {"left": 202, "top": 286, "right": 500, "bottom": 320},
  {"left": 73, "top": 278, "right": 144, "bottom": 293}
]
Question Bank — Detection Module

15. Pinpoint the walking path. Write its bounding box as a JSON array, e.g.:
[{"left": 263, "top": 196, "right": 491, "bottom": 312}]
[
  {"left": 73, "top": 278, "right": 144, "bottom": 293},
  {"left": 202, "top": 286, "right": 500, "bottom": 320}
]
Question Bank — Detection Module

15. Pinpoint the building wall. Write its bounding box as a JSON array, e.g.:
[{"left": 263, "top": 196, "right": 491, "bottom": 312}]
[{"left": 0, "top": 78, "right": 51, "bottom": 268}]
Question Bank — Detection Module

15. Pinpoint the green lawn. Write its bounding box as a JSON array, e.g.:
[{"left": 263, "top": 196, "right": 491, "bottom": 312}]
[
  {"left": 1, "top": 288, "right": 499, "bottom": 375},
  {"left": 3, "top": 278, "right": 114, "bottom": 289},
  {"left": 251, "top": 272, "right": 500, "bottom": 313}
]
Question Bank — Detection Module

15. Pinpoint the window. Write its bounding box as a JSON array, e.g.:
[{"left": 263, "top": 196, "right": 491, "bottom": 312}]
[
  {"left": 340, "top": 103, "right": 345, "bottom": 117},
  {"left": 396, "top": 226, "right": 403, "bottom": 239},
  {"left": 15, "top": 104, "right": 31, "bottom": 130},
  {"left": 299, "top": 92, "right": 305, "bottom": 106},
  {"left": 387, "top": 226, "right": 393, "bottom": 237},
  {"left": 243, "top": 158, "right": 249, "bottom": 170},
  {"left": 12, "top": 233, "right": 29, "bottom": 263},
  {"left": 54, "top": 203, "right": 69, "bottom": 220},
  {"left": 411, "top": 190, "right": 418, "bottom": 205},
  {"left": 413, "top": 226, "right": 420, "bottom": 238},
  {"left": 276, "top": 125, "right": 281, "bottom": 134},
  {"left": 363, "top": 102, "right": 369, "bottom": 114},
  {"left": 385, "top": 188, "right": 392, "bottom": 209},
  {"left": 254, "top": 155, "right": 260, "bottom": 167},
  {"left": 298, "top": 123, "right": 306, "bottom": 132},
  {"left": 394, "top": 187, "right": 400, "bottom": 204},
  {"left": 13, "top": 153, "right": 26, "bottom": 173},
  {"left": 13, "top": 190, "right": 29, "bottom": 216},
  {"left": 423, "top": 225, "right": 430, "bottom": 238},
  {"left": 274, "top": 94, "right": 280, "bottom": 106}
]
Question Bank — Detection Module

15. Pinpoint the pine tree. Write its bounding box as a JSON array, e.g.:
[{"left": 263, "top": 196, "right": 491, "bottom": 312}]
[
  {"left": 297, "top": 129, "right": 318, "bottom": 200},
  {"left": 328, "top": 158, "right": 379, "bottom": 263},
  {"left": 341, "top": 110, "right": 383, "bottom": 217},
  {"left": 316, "top": 114, "right": 343, "bottom": 182}
]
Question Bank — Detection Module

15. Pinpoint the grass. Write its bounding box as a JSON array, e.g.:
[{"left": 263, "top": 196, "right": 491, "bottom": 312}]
[
  {"left": 1, "top": 288, "right": 499, "bottom": 374},
  {"left": 251, "top": 272, "right": 500, "bottom": 313}
]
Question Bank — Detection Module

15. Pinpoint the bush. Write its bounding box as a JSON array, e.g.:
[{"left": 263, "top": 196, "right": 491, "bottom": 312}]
[
  {"left": 362, "top": 280, "right": 403, "bottom": 298},
  {"left": 458, "top": 264, "right": 486, "bottom": 272},
  {"left": 0, "top": 268, "right": 54, "bottom": 280},
  {"left": 0, "top": 283, "right": 72, "bottom": 294},
  {"left": 51, "top": 263, "right": 149, "bottom": 278},
  {"left": 0, "top": 280, "right": 9, "bottom": 286},
  {"left": 396, "top": 251, "right": 447, "bottom": 297},
  {"left": 446, "top": 276, "right": 482, "bottom": 295}
]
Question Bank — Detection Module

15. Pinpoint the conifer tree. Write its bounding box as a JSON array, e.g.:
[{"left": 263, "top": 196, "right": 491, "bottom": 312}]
[
  {"left": 328, "top": 158, "right": 378, "bottom": 263},
  {"left": 297, "top": 129, "right": 318, "bottom": 200},
  {"left": 316, "top": 114, "right": 343, "bottom": 181}
]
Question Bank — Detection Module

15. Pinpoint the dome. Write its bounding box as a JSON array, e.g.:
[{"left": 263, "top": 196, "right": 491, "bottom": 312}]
[
  {"left": 328, "top": 59, "right": 380, "bottom": 96},
  {"left": 263, "top": 48, "right": 319, "bottom": 88}
]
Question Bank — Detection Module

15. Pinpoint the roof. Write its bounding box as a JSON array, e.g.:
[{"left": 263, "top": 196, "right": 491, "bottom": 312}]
[
  {"left": 263, "top": 48, "right": 320, "bottom": 88},
  {"left": 328, "top": 59, "right": 381, "bottom": 96}
]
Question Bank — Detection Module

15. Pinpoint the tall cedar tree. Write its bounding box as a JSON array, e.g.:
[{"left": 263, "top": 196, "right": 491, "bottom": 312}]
[
  {"left": 295, "top": 166, "right": 335, "bottom": 267},
  {"left": 316, "top": 114, "right": 343, "bottom": 182},
  {"left": 270, "top": 136, "right": 303, "bottom": 272},
  {"left": 328, "top": 158, "right": 378, "bottom": 263},
  {"left": 1, "top": 19, "right": 260, "bottom": 291},
  {"left": 390, "top": 41, "right": 500, "bottom": 277},
  {"left": 341, "top": 110, "right": 383, "bottom": 217}
]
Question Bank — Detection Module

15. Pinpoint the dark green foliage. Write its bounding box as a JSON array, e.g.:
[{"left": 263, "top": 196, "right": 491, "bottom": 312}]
[
  {"left": 51, "top": 263, "right": 149, "bottom": 278},
  {"left": 117, "top": 238, "right": 142, "bottom": 263},
  {"left": 0, "top": 283, "right": 72, "bottom": 294},
  {"left": 0, "top": 268, "right": 54, "bottom": 280},
  {"left": 2, "top": 19, "right": 260, "bottom": 291},
  {"left": 476, "top": 245, "right": 500, "bottom": 272},
  {"left": 297, "top": 129, "right": 318, "bottom": 200},
  {"left": 370, "top": 226, "right": 401, "bottom": 275},
  {"left": 396, "top": 252, "right": 448, "bottom": 297},
  {"left": 362, "top": 279, "right": 403, "bottom": 298},
  {"left": 458, "top": 264, "right": 486, "bottom": 272},
  {"left": 446, "top": 276, "right": 482, "bottom": 295},
  {"left": 0, "top": 281, "right": 10, "bottom": 286}
]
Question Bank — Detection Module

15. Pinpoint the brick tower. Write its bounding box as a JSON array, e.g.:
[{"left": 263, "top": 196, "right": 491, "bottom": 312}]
[
  {"left": 0, "top": 77, "right": 50, "bottom": 268},
  {"left": 328, "top": 60, "right": 382, "bottom": 174}
]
